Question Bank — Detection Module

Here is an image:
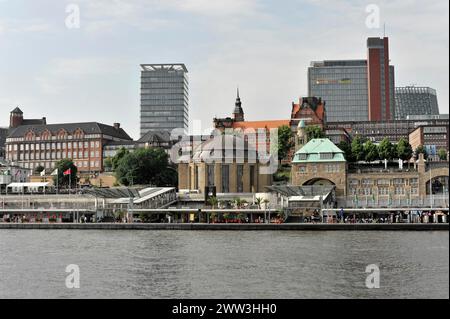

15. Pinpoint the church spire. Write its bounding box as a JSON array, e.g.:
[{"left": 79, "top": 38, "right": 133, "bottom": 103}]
[{"left": 233, "top": 86, "right": 244, "bottom": 122}]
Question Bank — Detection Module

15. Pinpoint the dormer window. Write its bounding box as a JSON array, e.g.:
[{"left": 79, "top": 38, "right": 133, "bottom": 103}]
[
  {"left": 298, "top": 154, "right": 307, "bottom": 160},
  {"left": 320, "top": 152, "right": 333, "bottom": 160}
]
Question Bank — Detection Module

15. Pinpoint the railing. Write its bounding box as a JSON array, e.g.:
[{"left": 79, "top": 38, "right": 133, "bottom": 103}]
[
  {"left": 336, "top": 195, "right": 449, "bottom": 209},
  {"left": 426, "top": 161, "right": 449, "bottom": 171}
]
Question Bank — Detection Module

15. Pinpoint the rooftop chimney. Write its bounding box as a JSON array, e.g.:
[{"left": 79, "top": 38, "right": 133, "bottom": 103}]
[{"left": 113, "top": 123, "right": 121, "bottom": 130}]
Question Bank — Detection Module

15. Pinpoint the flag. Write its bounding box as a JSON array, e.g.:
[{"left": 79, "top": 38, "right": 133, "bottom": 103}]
[
  {"left": 40, "top": 169, "right": 46, "bottom": 177},
  {"left": 63, "top": 168, "right": 71, "bottom": 175},
  {"left": 51, "top": 169, "right": 58, "bottom": 176}
]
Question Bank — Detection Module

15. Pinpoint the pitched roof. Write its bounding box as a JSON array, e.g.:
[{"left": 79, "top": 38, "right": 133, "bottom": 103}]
[
  {"left": 138, "top": 130, "right": 172, "bottom": 143},
  {"left": 11, "top": 107, "right": 23, "bottom": 114},
  {"left": 293, "top": 138, "right": 346, "bottom": 163},
  {"left": 7, "top": 122, "right": 133, "bottom": 140},
  {"left": 232, "top": 120, "right": 290, "bottom": 130}
]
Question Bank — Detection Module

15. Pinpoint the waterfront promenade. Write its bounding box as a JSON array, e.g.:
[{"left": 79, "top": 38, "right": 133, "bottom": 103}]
[{"left": 1, "top": 222, "right": 448, "bottom": 231}]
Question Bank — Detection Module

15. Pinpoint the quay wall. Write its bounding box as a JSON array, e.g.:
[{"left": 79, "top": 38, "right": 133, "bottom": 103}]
[{"left": 0, "top": 223, "right": 448, "bottom": 231}]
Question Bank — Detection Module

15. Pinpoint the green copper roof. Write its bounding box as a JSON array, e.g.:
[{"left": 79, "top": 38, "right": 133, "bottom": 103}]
[{"left": 292, "top": 138, "right": 346, "bottom": 163}]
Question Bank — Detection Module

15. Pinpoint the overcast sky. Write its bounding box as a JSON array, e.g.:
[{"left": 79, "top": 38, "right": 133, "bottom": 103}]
[{"left": 1, "top": 0, "right": 448, "bottom": 139}]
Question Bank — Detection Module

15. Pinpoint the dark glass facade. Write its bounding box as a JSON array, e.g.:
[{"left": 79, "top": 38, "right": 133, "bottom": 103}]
[
  {"left": 140, "top": 64, "right": 189, "bottom": 137},
  {"left": 395, "top": 86, "right": 439, "bottom": 120}
]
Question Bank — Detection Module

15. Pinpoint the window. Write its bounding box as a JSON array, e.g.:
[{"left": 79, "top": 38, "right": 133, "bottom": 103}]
[
  {"left": 237, "top": 165, "right": 244, "bottom": 193},
  {"left": 222, "top": 165, "right": 230, "bottom": 193},
  {"left": 320, "top": 153, "right": 333, "bottom": 160},
  {"left": 207, "top": 165, "right": 215, "bottom": 187},
  {"left": 194, "top": 166, "right": 199, "bottom": 190},
  {"left": 325, "top": 164, "right": 340, "bottom": 173},
  {"left": 377, "top": 179, "right": 390, "bottom": 186},
  {"left": 250, "top": 166, "right": 255, "bottom": 192}
]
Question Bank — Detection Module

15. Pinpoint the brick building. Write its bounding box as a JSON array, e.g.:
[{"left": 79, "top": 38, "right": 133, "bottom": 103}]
[
  {"left": 409, "top": 125, "right": 450, "bottom": 159},
  {"left": 5, "top": 108, "right": 133, "bottom": 174}
]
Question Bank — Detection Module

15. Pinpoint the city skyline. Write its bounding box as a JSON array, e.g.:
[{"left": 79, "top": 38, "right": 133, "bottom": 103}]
[{"left": 0, "top": 0, "right": 449, "bottom": 140}]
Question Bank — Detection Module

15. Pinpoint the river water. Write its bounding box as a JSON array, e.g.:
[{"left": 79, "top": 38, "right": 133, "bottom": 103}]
[{"left": 0, "top": 230, "right": 448, "bottom": 299}]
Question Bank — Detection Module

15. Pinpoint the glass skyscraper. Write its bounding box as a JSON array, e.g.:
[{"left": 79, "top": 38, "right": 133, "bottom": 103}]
[
  {"left": 140, "top": 64, "right": 189, "bottom": 137},
  {"left": 308, "top": 60, "right": 369, "bottom": 122},
  {"left": 395, "top": 86, "right": 439, "bottom": 120},
  {"left": 308, "top": 37, "right": 396, "bottom": 123}
]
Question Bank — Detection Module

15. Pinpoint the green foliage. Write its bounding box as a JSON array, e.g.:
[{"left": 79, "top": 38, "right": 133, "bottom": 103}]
[
  {"left": 53, "top": 159, "right": 78, "bottom": 188},
  {"left": 112, "top": 148, "right": 129, "bottom": 171},
  {"left": 305, "top": 125, "right": 326, "bottom": 140},
  {"left": 255, "top": 197, "right": 263, "bottom": 209},
  {"left": 438, "top": 148, "right": 448, "bottom": 161},
  {"left": 337, "top": 141, "right": 355, "bottom": 162},
  {"left": 273, "top": 167, "right": 291, "bottom": 183},
  {"left": 234, "top": 198, "right": 248, "bottom": 209},
  {"left": 277, "top": 125, "right": 293, "bottom": 161},
  {"left": 415, "top": 145, "right": 428, "bottom": 160},
  {"left": 396, "top": 138, "right": 413, "bottom": 161},
  {"left": 207, "top": 196, "right": 218, "bottom": 209},
  {"left": 378, "top": 138, "right": 394, "bottom": 161},
  {"left": 114, "top": 148, "right": 176, "bottom": 186},
  {"left": 351, "top": 136, "right": 366, "bottom": 162},
  {"left": 104, "top": 157, "right": 113, "bottom": 172},
  {"left": 364, "top": 140, "right": 379, "bottom": 163},
  {"left": 34, "top": 165, "right": 45, "bottom": 175}
]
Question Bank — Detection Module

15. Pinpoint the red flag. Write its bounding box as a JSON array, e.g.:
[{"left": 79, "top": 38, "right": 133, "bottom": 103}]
[{"left": 63, "top": 168, "right": 71, "bottom": 175}]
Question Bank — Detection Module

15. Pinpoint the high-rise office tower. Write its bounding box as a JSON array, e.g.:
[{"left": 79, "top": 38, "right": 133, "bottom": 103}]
[
  {"left": 395, "top": 86, "right": 439, "bottom": 120},
  {"left": 367, "top": 37, "right": 395, "bottom": 121},
  {"left": 308, "top": 60, "right": 369, "bottom": 122},
  {"left": 140, "top": 64, "right": 189, "bottom": 137},
  {"left": 308, "top": 37, "right": 395, "bottom": 122}
]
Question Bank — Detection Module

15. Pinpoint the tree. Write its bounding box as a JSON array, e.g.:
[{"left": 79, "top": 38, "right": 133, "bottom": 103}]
[
  {"left": 396, "top": 138, "right": 413, "bottom": 161},
  {"left": 112, "top": 147, "right": 130, "bottom": 171},
  {"left": 234, "top": 198, "right": 248, "bottom": 209},
  {"left": 255, "top": 197, "right": 263, "bottom": 209},
  {"left": 351, "top": 136, "right": 366, "bottom": 162},
  {"left": 207, "top": 196, "right": 219, "bottom": 209},
  {"left": 305, "top": 125, "right": 326, "bottom": 140},
  {"left": 364, "top": 140, "right": 379, "bottom": 163},
  {"left": 34, "top": 165, "right": 45, "bottom": 175},
  {"left": 115, "top": 148, "right": 175, "bottom": 186},
  {"left": 337, "top": 141, "right": 355, "bottom": 162},
  {"left": 438, "top": 148, "right": 448, "bottom": 161},
  {"left": 53, "top": 159, "right": 78, "bottom": 188},
  {"left": 378, "top": 138, "right": 394, "bottom": 161},
  {"left": 104, "top": 157, "right": 113, "bottom": 172},
  {"left": 415, "top": 145, "right": 428, "bottom": 160},
  {"left": 277, "top": 125, "right": 293, "bottom": 161}
]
